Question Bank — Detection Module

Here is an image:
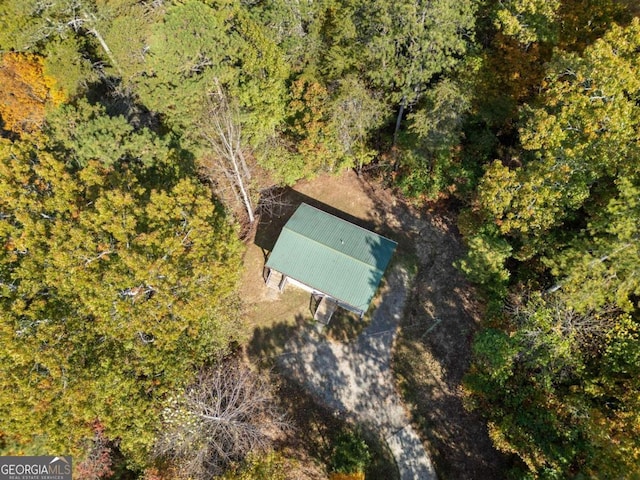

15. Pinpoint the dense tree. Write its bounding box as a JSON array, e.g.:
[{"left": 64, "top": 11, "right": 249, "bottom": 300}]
[
  {"left": 0, "top": 53, "right": 64, "bottom": 134},
  {"left": 127, "top": 1, "right": 288, "bottom": 147},
  {"left": 219, "top": 451, "right": 290, "bottom": 480},
  {"left": 284, "top": 78, "right": 344, "bottom": 176},
  {"left": 42, "top": 37, "right": 96, "bottom": 99},
  {"left": 329, "top": 76, "right": 385, "bottom": 173},
  {"left": 45, "top": 99, "right": 168, "bottom": 168},
  {"left": 465, "top": 18, "right": 640, "bottom": 296},
  {"left": 397, "top": 74, "right": 477, "bottom": 199},
  {"left": 492, "top": 0, "right": 560, "bottom": 45},
  {"left": 0, "top": 137, "right": 243, "bottom": 466},
  {"left": 464, "top": 295, "right": 640, "bottom": 477},
  {"left": 462, "top": 15, "right": 640, "bottom": 479},
  {"left": 255, "top": 0, "right": 477, "bottom": 177},
  {"left": 246, "top": 0, "right": 324, "bottom": 72},
  {"left": 101, "top": 0, "right": 161, "bottom": 79},
  {"left": 340, "top": 0, "right": 477, "bottom": 142},
  {"left": 546, "top": 177, "right": 640, "bottom": 312},
  {"left": 0, "top": 0, "right": 124, "bottom": 73},
  {"left": 556, "top": 0, "right": 631, "bottom": 51},
  {"left": 1, "top": 0, "right": 638, "bottom": 477}
]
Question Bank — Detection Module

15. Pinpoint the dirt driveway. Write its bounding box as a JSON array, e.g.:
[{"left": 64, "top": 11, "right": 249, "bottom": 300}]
[
  {"left": 277, "top": 266, "right": 435, "bottom": 480},
  {"left": 243, "top": 170, "right": 509, "bottom": 479}
]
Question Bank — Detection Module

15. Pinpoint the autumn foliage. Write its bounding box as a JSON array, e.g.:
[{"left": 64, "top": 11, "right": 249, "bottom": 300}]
[
  {"left": 330, "top": 473, "right": 365, "bottom": 480},
  {"left": 74, "top": 422, "right": 113, "bottom": 480},
  {"left": 0, "top": 52, "right": 64, "bottom": 134}
]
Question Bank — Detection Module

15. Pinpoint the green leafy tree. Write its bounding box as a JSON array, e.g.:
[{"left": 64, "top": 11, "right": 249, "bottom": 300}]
[
  {"left": 473, "top": 19, "right": 640, "bottom": 261},
  {"left": 246, "top": 0, "right": 324, "bottom": 71},
  {"left": 462, "top": 16, "right": 640, "bottom": 480},
  {"left": 329, "top": 76, "right": 385, "bottom": 173},
  {"left": 456, "top": 229, "right": 513, "bottom": 300},
  {"left": 408, "top": 79, "right": 472, "bottom": 154},
  {"left": 45, "top": 99, "right": 168, "bottom": 168},
  {"left": 0, "top": 137, "right": 243, "bottom": 467},
  {"left": 329, "top": 430, "right": 371, "bottom": 475},
  {"left": 129, "top": 1, "right": 288, "bottom": 147},
  {"left": 397, "top": 75, "right": 477, "bottom": 199},
  {"left": 283, "top": 78, "right": 344, "bottom": 176},
  {"left": 492, "top": 0, "right": 561, "bottom": 45},
  {"left": 545, "top": 177, "right": 640, "bottom": 312},
  {"left": 557, "top": 0, "right": 631, "bottom": 51},
  {"left": 0, "top": 0, "right": 124, "bottom": 73},
  {"left": 464, "top": 294, "right": 639, "bottom": 477},
  {"left": 583, "top": 316, "right": 640, "bottom": 478},
  {"left": 42, "top": 37, "right": 96, "bottom": 99},
  {"left": 101, "top": 0, "right": 161, "bottom": 80},
  {"left": 0, "top": 0, "right": 160, "bottom": 102},
  {"left": 220, "top": 451, "right": 290, "bottom": 480},
  {"left": 344, "top": 0, "right": 476, "bottom": 143}
]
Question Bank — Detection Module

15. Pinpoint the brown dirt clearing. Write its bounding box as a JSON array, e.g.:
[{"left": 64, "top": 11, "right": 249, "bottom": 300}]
[{"left": 240, "top": 169, "right": 510, "bottom": 479}]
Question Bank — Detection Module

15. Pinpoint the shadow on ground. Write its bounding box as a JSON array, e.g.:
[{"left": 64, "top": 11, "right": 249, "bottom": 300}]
[
  {"left": 250, "top": 266, "right": 435, "bottom": 480},
  {"left": 386, "top": 203, "right": 514, "bottom": 479},
  {"left": 275, "top": 377, "right": 399, "bottom": 480},
  {"left": 247, "top": 171, "right": 512, "bottom": 479},
  {"left": 254, "top": 185, "right": 403, "bottom": 260},
  {"left": 249, "top": 316, "right": 399, "bottom": 479},
  {"left": 248, "top": 314, "right": 309, "bottom": 364},
  {"left": 324, "top": 308, "right": 368, "bottom": 344}
]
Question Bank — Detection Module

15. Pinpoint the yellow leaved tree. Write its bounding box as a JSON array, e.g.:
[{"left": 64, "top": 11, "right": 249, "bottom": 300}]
[{"left": 0, "top": 52, "right": 65, "bottom": 134}]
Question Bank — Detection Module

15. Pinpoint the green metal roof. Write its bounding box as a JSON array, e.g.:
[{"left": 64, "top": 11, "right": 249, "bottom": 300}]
[{"left": 265, "top": 203, "right": 397, "bottom": 313}]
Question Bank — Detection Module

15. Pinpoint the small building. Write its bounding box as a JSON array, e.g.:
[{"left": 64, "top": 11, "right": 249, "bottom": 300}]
[{"left": 264, "top": 203, "right": 397, "bottom": 323}]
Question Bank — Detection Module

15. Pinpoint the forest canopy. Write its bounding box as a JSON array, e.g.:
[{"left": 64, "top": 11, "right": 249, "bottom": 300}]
[{"left": 0, "top": 0, "right": 638, "bottom": 478}]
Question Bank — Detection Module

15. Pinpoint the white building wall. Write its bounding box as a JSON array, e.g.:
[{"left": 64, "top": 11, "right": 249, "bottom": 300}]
[
  {"left": 283, "top": 275, "right": 365, "bottom": 317},
  {"left": 284, "top": 276, "right": 321, "bottom": 294}
]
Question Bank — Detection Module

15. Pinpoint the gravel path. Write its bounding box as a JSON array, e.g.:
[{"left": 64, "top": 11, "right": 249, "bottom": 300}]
[{"left": 277, "top": 267, "right": 436, "bottom": 480}]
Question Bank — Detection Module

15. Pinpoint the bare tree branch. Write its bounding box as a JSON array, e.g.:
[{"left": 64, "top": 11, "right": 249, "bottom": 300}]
[
  {"left": 256, "top": 186, "right": 291, "bottom": 219},
  {"left": 154, "top": 360, "right": 289, "bottom": 479},
  {"left": 199, "top": 89, "right": 255, "bottom": 224}
]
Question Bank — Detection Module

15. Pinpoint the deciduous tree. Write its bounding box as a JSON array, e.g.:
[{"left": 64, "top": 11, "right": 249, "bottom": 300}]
[
  {"left": 329, "top": 76, "right": 385, "bottom": 173},
  {"left": 0, "top": 0, "right": 123, "bottom": 74},
  {"left": 0, "top": 53, "right": 63, "bottom": 134},
  {"left": 473, "top": 19, "right": 640, "bottom": 261},
  {"left": 154, "top": 361, "right": 288, "bottom": 479},
  {"left": 0, "top": 137, "right": 243, "bottom": 466},
  {"left": 349, "top": 0, "right": 476, "bottom": 144},
  {"left": 200, "top": 90, "right": 255, "bottom": 224},
  {"left": 545, "top": 177, "right": 640, "bottom": 312},
  {"left": 492, "top": 0, "right": 560, "bottom": 45},
  {"left": 464, "top": 294, "right": 639, "bottom": 477}
]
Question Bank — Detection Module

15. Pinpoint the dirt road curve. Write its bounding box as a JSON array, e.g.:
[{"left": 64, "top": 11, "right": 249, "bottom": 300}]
[{"left": 277, "top": 267, "right": 436, "bottom": 480}]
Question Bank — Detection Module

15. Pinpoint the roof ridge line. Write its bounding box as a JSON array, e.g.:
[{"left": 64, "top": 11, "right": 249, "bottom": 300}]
[
  {"left": 283, "top": 225, "right": 387, "bottom": 272},
  {"left": 298, "top": 203, "right": 398, "bottom": 246}
]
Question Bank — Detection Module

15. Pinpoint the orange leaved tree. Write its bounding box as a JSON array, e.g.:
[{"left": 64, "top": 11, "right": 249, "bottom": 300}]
[{"left": 0, "top": 52, "right": 64, "bottom": 134}]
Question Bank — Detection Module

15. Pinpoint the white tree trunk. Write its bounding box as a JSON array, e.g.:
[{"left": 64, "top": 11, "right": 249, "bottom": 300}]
[{"left": 202, "top": 92, "right": 255, "bottom": 224}]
